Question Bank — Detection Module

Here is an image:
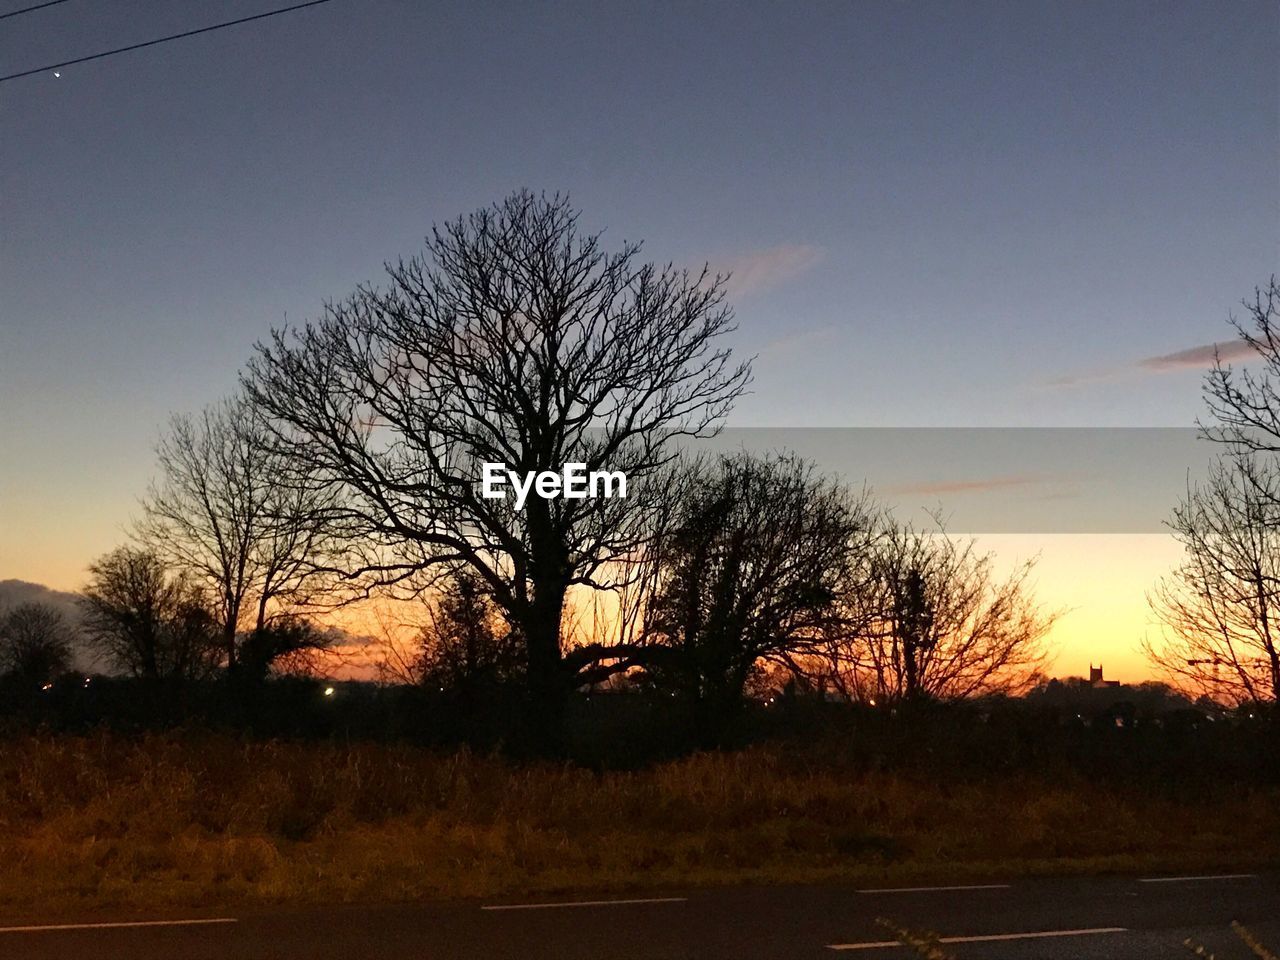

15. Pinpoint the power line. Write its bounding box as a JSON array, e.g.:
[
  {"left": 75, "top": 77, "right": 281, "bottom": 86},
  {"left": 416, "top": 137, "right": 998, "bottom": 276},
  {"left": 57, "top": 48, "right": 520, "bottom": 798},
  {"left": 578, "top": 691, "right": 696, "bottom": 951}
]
[
  {"left": 0, "top": 0, "right": 73, "bottom": 21},
  {"left": 0, "top": 0, "right": 339, "bottom": 84}
]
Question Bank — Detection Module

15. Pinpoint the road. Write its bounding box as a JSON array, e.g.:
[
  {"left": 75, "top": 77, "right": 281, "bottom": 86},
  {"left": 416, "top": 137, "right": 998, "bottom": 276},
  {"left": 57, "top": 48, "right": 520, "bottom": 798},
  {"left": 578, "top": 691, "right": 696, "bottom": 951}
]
[{"left": 1, "top": 872, "right": 1276, "bottom": 959}]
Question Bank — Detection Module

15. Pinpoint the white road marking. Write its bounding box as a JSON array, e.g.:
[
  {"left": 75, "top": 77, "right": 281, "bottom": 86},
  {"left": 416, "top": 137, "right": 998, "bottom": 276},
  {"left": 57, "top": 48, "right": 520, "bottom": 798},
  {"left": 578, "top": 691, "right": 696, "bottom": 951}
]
[
  {"left": 482, "top": 896, "right": 687, "bottom": 911},
  {"left": 828, "top": 927, "right": 1127, "bottom": 951},
  {"left": 0, "top": 918, "right": 237, "bottom": 934},
  {"left": 830, "top": 941, "right": 915, "bottom": 951},
  {"left": 856, "top": 884, "right": 1010, "bottom": 894},
  {"left": 1139, "top": 873, "right": 1257, "bottom": 883}
]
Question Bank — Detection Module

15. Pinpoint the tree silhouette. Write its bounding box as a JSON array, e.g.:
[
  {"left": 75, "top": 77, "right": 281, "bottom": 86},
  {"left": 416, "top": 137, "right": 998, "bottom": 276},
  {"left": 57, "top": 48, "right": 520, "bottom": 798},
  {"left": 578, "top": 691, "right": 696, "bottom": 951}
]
[
  {"left": 415, "top": 571, "right": 523, "bottom": 700},
  {"left": 1150, "top": 277, "right": 1280, "bottom": 704},
  {"left": 639, "top": 452, "right": 875, "bottom": 743},
  {"left": 821, "top": 519, "right": 1055, "bottom": 704},
  {"left": 81, "top": 546, "right": 221, "bottom": 682},
  {"left": 1147, "top": 453, "right": 1280, "bottom": 703},
  {"left": 140, "top": 393, "right": 339, "bottom": 679},
  {"left": 1200, "top": 277, "right": 1280, "bottom": 454},
  {"left": 0, "top": 603, "right": 74, "bottom": 686},
  {"left": 245, "top": 191, "right": 750, "bottom": 750}
]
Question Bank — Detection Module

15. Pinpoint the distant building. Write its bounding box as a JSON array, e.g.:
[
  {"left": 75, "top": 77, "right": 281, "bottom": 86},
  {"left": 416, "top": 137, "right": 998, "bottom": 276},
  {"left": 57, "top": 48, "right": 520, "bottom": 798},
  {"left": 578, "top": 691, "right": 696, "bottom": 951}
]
[{"left": 1088, "top": 664, "right": 1120, "bottom": 689}]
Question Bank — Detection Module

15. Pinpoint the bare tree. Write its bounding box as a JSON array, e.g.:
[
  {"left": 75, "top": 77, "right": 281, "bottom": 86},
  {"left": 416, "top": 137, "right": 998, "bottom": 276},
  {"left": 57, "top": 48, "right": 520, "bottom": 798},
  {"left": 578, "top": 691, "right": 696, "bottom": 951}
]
[
  {"left": 635, "top": 452, "right": 876, "bottom": 741},
  {"left": 81, "top": 546, "right": 221, "bottom": 682},
  {"left": 0, "top": 603, "right": 75, "bottom": 685},
  {"left": 1201, "top": 277, "right": 1280, "bottom": 454},
  {"left": 822, "top": 519, "right": 1055, "bottom": 704},
  {"left": 1143, "top": 278, "right": 1280, "bottom": 704},
  {"left": 140, "top": 393, "right": 339, "bottom": 678},
  {"left": 244, "top": 191, "right": 750, "bottom": 749},
  {"left": 1147, "top": 454, "right": 1280, "bottom": 704}
]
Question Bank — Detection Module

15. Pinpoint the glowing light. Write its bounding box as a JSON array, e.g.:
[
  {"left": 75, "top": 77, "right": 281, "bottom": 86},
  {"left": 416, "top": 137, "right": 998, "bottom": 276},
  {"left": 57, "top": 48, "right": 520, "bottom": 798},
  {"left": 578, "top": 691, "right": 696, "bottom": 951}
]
[{"left": 323, "top": 686, "right": 335, "bottom": 697}]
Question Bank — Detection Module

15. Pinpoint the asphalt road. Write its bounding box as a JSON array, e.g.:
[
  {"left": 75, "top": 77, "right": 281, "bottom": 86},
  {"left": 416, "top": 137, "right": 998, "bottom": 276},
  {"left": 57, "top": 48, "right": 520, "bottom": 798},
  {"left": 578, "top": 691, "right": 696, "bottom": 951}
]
[{"left": 1, "top": 872, "right": 1276, "bottom": 959}]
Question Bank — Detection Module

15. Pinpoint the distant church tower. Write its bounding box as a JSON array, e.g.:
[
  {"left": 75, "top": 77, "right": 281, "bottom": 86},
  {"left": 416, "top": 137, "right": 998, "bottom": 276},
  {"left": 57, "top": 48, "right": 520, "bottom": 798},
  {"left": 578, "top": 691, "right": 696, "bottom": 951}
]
[{"left": 1089, "top": 664, "right": 1120, "bottom": 688}]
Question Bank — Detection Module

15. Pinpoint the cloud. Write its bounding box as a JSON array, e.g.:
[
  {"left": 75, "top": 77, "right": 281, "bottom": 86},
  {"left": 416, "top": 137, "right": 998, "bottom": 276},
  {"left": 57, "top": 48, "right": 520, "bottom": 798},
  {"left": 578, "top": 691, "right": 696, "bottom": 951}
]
[
  {"left": 0, "top": 580, "right": 97, "bottom": 671},
  {"left": 1046, "top": 338, "right": 1256, "bottom": 389},
  {"left": 883, "top": 475, "right": 1047, "bottom": 497},
  {"left": 0, "top": 579, "right": 83, "bottom": 622},
  {"left": 1136, "top": 339, "right": 1255, "bottom": 372},
  {"left": 715, "top": 244, "right": 824, "bottom": 298}
]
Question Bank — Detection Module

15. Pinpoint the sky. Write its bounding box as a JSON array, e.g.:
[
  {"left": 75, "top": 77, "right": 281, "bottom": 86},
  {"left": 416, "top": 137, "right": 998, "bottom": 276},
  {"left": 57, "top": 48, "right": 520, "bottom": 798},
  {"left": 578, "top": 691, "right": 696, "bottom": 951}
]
[{"left": 1, "top": 0, "right": 1277, "bottom": 681}]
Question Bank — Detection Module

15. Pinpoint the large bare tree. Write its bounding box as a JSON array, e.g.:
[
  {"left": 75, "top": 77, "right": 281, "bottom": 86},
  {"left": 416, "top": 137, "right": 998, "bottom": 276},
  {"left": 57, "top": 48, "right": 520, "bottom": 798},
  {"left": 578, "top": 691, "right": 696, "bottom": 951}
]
[
  {"left": 1147, "top": 454, "right": 1280, "bottom": 704},
  {"left": 820, "top": 519, "right": 1055, "bottom": 704},
  {"left": 244, "top": 191, "right": 750, "bottom": 748},
  {"left": 140, "top": 394, "right": 338, "bottom": 678}
]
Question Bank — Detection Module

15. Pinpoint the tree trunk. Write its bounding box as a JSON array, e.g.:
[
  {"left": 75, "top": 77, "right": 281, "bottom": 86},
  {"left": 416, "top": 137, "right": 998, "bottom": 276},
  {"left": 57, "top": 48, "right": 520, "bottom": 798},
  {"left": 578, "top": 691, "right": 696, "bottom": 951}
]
[
  {"left": 521, "top": 577, "right": 568, "bottom": 756},
  {"left": 692, "top": 669, "right": 746, "bottom": 750},
  {"left": 222, "top": 621, "right": 238, "bottom": 673}
]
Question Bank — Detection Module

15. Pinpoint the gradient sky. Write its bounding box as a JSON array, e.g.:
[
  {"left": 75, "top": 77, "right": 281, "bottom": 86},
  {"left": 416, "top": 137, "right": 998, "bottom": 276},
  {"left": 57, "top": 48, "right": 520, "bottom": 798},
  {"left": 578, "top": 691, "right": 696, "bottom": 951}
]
[{"left": 2, "top": 0, "right": 1277, "bottom": 680}]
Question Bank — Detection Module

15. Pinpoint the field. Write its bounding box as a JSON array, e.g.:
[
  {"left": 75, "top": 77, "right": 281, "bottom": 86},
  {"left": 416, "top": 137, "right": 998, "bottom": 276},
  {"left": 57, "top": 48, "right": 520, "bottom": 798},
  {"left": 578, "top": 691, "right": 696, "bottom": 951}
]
[{"left": 2, "top": 727, "right": 1275, "bottom": 916}]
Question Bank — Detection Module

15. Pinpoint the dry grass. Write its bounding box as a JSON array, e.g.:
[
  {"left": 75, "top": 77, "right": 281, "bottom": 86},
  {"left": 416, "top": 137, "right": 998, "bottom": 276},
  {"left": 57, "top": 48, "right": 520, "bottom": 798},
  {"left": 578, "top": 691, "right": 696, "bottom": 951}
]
[{"left": 0, "top": 732, "right": 1275, "bottom": 914}]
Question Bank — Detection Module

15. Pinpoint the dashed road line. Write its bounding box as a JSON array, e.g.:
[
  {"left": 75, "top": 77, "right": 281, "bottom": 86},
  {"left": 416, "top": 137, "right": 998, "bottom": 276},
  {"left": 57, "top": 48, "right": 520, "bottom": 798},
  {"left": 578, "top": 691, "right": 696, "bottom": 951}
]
[
  {"left": 0, "top": 918, "right": 237, "bottom": 934},
  {"left": 829, "top": 927, "right": 1128, "bottom": 951},
  {"left": 482, "top": 896, "right": 688, "bottom": 911},
  {"left": 1139, "top": 874, "right": 1257, "bottom": 883},
  {"left": 856, "top": 884, "right": 1010, "bottom": 894}
]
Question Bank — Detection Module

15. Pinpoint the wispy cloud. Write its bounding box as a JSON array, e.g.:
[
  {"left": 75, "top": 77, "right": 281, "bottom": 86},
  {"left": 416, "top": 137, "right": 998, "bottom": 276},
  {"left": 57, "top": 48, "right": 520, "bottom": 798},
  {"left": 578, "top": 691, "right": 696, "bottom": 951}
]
[
  {"left": 1047, "top": 338, "right": 1255, "bottom": 389},
  {"left": 715, "top": 243, "right": 824, "bottom": 298},
  {"left": 883, "top": 475, "right": 1047, "bottom": 497},
  {"left": 1136, "top": 339, "right": 1254, "bottom": 372}
]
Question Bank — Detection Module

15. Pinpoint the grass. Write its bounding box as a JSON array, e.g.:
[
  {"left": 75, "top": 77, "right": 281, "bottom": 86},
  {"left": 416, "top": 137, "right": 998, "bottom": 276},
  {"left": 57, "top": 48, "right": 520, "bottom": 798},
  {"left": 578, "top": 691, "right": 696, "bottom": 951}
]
[{"left": 0, "top": 731, "right": 1275, "bottom": 916}]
